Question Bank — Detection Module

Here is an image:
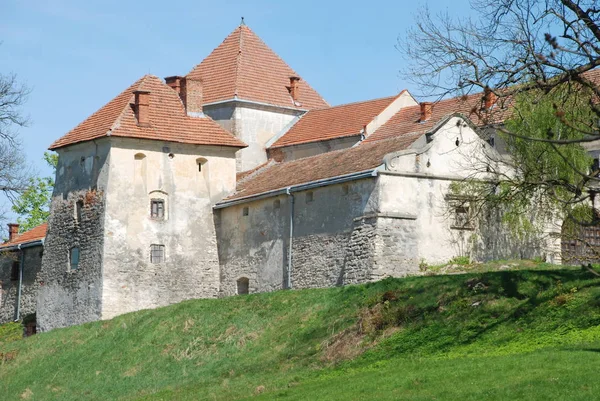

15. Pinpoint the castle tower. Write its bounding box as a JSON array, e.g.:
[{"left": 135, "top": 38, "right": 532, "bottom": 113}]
[
  {"left": 183, "top": 24, "right": 328, "bottom": 172},
  {"left": 37, "top": 75, "right": 246, "bottom": 331}
]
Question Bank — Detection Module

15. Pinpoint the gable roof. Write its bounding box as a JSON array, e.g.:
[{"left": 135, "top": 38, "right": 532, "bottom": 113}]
[
  {"left": 186, "top": 25, "right": 328, "bottom": 110},
  {"left": 49, "top": 75, "right": 247, "bottom": 150},
  {"left": 365, "top": 92, "right": 509, "bottom": 143},
  {"left": 269, "top": 95, "right": 400, "bottom": 148},
  {"left": 222, "top": 133, "right": 422, "bottom": 202},
  {"left": 0, "top": 223, "right": 47, "bottom": 249}
]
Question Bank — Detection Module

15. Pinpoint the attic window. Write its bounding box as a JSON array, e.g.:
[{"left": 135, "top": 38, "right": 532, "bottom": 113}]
[
  {"left": 306, "top": 191, "right": 314, "bottom": 203},
  {"left": 342, "top": 184, "right": 349, "bottom": 195},
  {"left": 273, "top": 199, "right": 281, "bottom": 209},
  {"left": 243, "top": 207, "right": 249, "bottom": 216}
]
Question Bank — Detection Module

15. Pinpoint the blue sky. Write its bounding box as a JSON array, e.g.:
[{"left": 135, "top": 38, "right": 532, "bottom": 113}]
[{"left": 1, "top": 0, "right": 471, "bottom": 178}]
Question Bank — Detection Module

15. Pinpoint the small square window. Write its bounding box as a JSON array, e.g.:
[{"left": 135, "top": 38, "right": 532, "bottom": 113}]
[
  {"left": 243, "top": 207, "right": 249, "bottom": 216},
  {"left": 306, "top": 191, "right": 314, "bottom": 203},
  {"left": 150, "top": 244, "right": 165, "bottom": 264},
  {"left": 151, "top": 199, "right": 165, "bottom": 220},
  {"left": 454, "top": 206, "right": 472, "bottom": 229},
  {"left": 69, "top": 247, "right": 80, "bottom": 270},
  {"left": 10, "top": 260, "right": 19, "bottom": 281}
]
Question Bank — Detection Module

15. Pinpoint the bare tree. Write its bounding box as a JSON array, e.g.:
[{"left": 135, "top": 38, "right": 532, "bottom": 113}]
[
  {"left": 401, "top": 0, "right": 600, "bottom": 262},
  {"left": 0, "top": 70, "right": 32, "bottom": 220}
]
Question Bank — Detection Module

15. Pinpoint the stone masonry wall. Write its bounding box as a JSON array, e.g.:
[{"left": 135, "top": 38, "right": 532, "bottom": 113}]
[
  {"left": 217, "top": 179, "right": 380, "bottom": 295},
  {"left": 0, "top": 246, "right": 43, "bottom": 324},
  {"left": 37, "top": 139, "right": 110, "bottom": 332},
  {"left": 37, "top": 189, "right": 105, "bottom": 331}
]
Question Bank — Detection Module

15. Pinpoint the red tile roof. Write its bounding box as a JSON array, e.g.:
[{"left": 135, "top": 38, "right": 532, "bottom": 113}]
[
  {"left": 365, "top": 92, "right": 510, "bottom": 143},
  {"left": 225, "top": 133, "right": 422, "bottom": 201},
  {"left": 0, "top": 223, "right": 47, "bottom": 248},
  {"left": 187, "top": 25, "right": 328, "bottom": 110},
  {"left": 269, "top": 95, "right": 399, "bottom": 148},
  {"left": 49, "top": 75, "right": 247, "bottom": 150}
]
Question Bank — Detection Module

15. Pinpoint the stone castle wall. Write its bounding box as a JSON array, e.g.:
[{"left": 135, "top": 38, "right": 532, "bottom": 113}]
[{"left": 0, "top": 246, "right": 43, "bottom": 324}]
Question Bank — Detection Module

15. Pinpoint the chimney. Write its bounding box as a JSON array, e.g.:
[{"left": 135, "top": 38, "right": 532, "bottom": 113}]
[
  {"left": 165, "top": 76, "right": 183, "bottom": 94},
  {"left": 289, "top": 76, "right": 301, "bottom": 101},
  {"left": 484, "top": 88, "right": 497, "bottom": 110},
  {"left": 134, "top": 90, "right": 151, "bottom": 127},
  {"left": 180, "top": 77, "right": 203, "bottom": 117},
  {"left": 8, "top": 224, "right": 19, "bottom": 242},
  {"left": 420, "top": 102, "right": 433, "bottom": 122}
]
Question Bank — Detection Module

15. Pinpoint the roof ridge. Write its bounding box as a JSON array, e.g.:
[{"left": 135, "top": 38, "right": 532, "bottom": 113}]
[
  {"left": 233, "top": 26, "right": 244, "bottom": 99},
  {"left": 313, "top": 94, "right": 398, "bottom": 111}
]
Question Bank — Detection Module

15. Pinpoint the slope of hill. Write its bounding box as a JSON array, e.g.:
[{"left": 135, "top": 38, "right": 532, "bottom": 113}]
[{"left": 2, "top": 262, "right": 600, "bottom": 400}]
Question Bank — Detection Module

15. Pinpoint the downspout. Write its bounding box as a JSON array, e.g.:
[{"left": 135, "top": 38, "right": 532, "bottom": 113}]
[
  {"left": 15, "top": 244, "right": 23, "bottom": 321},
  {"left": 286, "top": 187, "right": 295, "bottom": 289}
]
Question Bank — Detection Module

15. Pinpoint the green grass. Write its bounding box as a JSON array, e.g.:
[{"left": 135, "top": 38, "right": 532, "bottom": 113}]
[{"left": 2, "top": 261, "right": 600, "bottom": 400}]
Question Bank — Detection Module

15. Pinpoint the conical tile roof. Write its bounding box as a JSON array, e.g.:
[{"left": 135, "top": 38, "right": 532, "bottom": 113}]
[{"left": 187, "top": 25, "right": 328, "bottom": 110}]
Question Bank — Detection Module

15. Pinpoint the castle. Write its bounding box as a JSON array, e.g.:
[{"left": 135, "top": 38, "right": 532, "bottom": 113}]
[{"left": 0, "top": 24, "right": 562, "bottom": 332}]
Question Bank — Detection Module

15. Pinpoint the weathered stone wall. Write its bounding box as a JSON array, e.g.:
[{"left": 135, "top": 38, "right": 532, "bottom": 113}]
[
  {"left": 0, "top": 246, "right": 43, "bottom": 324},
  {"left": 217, "top": 179, "right": 379, "bottom": 295},
  {"left": 205, "top": 101, "right": 302, "bottom": 172},
  {"left": 215, "top": 195, "right": 288, "bottom": 296},
  {"left": 101, "top": 138, "right": 237, "bottom": 319},
  {"left": 38, "top": 139, "right": 110, "bottom": 331}
]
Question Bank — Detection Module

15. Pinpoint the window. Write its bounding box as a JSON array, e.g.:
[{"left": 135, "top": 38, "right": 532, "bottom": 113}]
[
  {"left": 592, "top": 158, "right": 600, "bottom": 177},
  {"left": 306, "top": 191, "right": 314, "bottom": 203},
  {"left": 273, "top": 199, "right": 281, "bottom": 209},
  {"left": 75, "top": 200, "right": 83, "bottom": 223},
  {"left": 10, "top": 260, "right": 19, "bottom": 281},
  {"left": 453, "top": 206, "right": 473, "bottom": 229},
  {"left": 237, "top": 277, "right": 249, "bottom": 295},
  {"left": 150, "top": 244, "right": 165, "bottom": 264},
  {"left": 150, "top": 199, "right": 165, "bottom": 220},
  {"left": 69, "top": 247, "right": 80, "bottom": 270},
  {"left": 243, "top": 207, "right": 249, "bottom": 216},
  {"left": 342, "top": 184, "right": 349, "bottom": 195}
]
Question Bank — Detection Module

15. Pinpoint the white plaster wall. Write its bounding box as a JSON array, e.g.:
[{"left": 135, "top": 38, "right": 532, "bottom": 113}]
[
  {"left": 377, "top": 117, "right": 551, "bottom": 265},
  {"left": 234, "top": 106, "right": 299, "bottom": 171},
  {"left": 101, "top": 138, "right": 238, "bottom": 319}
]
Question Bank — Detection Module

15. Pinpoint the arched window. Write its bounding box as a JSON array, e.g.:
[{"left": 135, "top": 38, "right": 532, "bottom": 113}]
[
  {"left": 237, "top": 277, "right": 249, "bottom": 295},
  {"left": 196, "top": 157, "right": 208, "bottom": 173},
  {"left": 148, "top": 190, "right": 169, "bottom": 221}
]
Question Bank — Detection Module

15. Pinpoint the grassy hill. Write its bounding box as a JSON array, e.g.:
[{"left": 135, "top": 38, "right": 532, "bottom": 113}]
[{"left": 2, "top": 262, "right": 600, "bottom": 400}]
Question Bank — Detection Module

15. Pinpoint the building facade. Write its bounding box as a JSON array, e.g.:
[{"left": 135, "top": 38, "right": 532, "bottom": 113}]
[{"left": 0, "top": 23, "right": 568, "bottom": 331}]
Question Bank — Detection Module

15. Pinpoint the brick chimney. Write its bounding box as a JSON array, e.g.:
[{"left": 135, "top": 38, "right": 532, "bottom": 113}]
[
  {"left": 165, "top": 76, "right": 183, "bottom": 94},
  {"left": 8, "top": 223, "right": 19, "bottom": 242},
  {"left": 180, "top": 77, "right": 203, "bottom": 117},
  {"left": 289, "top": 76, "right": 301, "bottom": 101},
  {"left": 134, "top": 90, "right": 151, "bottom": 127},
  {"left": 484, "top": 88, "right": 497, "bottom": 110},
  {"left": 420, "top": 102, "right": 433, "bottom": 122}
]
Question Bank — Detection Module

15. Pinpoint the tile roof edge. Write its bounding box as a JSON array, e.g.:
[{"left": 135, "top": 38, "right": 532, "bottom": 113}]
[
  {"left": 215, "top": 168, "right": 379, "bottom": 209},
  {"left": 203, "top": 97, "right": 310, "bottom": 112},
  {"left": 268, "top": 132, "right": 362, "bottom": 149}
]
